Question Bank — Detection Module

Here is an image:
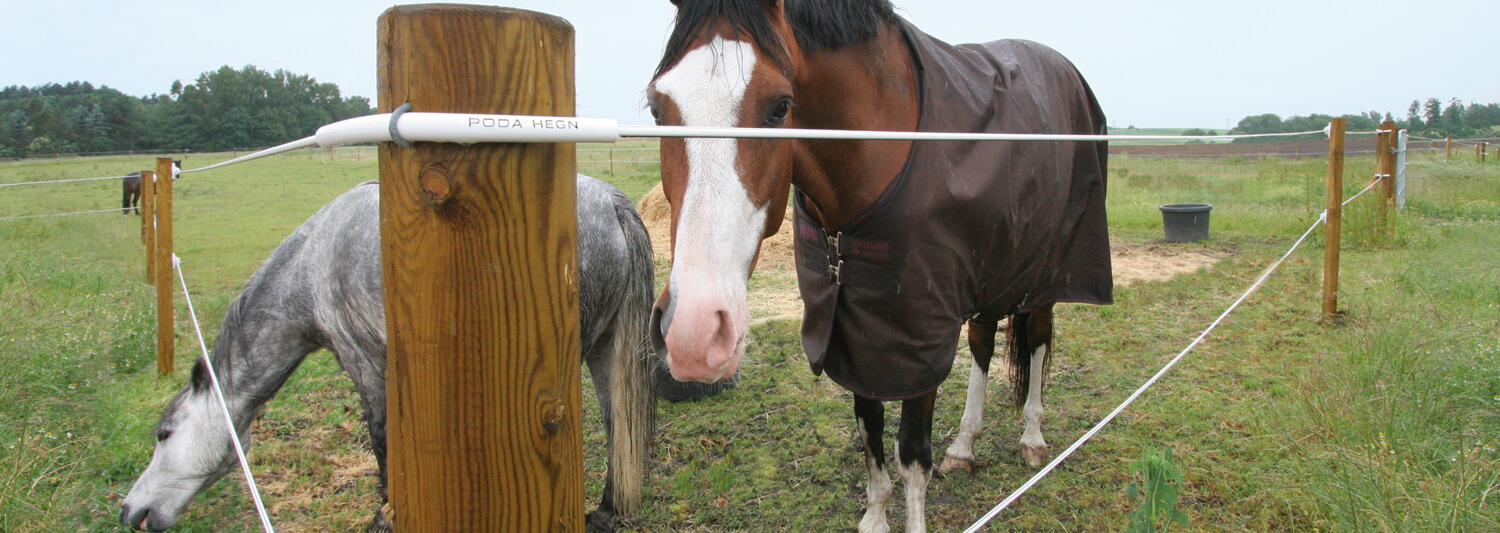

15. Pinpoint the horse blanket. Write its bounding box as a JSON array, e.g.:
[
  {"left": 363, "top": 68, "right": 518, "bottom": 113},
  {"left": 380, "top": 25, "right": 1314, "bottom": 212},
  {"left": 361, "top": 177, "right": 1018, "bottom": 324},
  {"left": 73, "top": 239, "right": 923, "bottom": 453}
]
[{"left": 793, "top": 19, "right": 1113, "bottom": 400}]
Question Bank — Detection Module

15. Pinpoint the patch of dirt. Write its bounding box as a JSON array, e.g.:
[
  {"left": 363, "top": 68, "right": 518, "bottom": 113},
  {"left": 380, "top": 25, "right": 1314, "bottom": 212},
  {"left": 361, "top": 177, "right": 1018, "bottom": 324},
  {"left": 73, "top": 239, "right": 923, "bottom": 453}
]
[
  {"left": 638, "top": 182, "right": 1233, "bottom": 319},
  {"left": 1110, "top": 237, "right": 1230, "bottom": 287}
]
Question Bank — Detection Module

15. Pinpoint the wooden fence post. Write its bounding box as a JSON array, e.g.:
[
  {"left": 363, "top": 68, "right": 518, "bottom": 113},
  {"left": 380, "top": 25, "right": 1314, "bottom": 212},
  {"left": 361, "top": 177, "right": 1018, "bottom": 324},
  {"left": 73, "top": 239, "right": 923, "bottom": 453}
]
[
  {"left": 142, "top": 170, "right": 157, "bottom": 285},
  {"left": 378, "top": 6, "right": 582, "bottom": 531},
  {"left": 1446, "top": 137, "right": 1452, "bottom": 160},
  {"left": 154, "top": 157, "right": 174, "bottom": 375},
  {"left": 1322, "top": 118, "right": 1345, "bottom": 325}
]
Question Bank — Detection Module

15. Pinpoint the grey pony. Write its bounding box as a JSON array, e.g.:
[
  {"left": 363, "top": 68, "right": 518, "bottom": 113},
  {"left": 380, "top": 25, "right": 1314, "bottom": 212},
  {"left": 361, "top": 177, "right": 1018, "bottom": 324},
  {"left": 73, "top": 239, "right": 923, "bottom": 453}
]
[{"left": 120, "top": 175, "right": 729, "bottom": 532}]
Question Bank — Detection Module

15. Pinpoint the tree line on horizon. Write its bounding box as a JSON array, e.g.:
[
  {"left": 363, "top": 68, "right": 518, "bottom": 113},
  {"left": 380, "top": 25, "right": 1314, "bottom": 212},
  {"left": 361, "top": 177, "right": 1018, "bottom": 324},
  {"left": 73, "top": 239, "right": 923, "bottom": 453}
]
[
  {"left": 0, "top": 65, "right": 372, "bottom": 158},
  {"left": 1224, "top": 98, "right": 1500, "bottom": 143}
]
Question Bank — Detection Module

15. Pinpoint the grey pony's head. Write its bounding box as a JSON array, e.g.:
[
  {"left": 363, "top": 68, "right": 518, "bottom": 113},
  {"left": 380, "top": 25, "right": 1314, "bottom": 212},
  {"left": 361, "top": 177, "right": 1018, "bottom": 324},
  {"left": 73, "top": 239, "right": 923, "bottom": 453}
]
[{"left": 119, "top": 365, "right": 243, "bottom": 531}]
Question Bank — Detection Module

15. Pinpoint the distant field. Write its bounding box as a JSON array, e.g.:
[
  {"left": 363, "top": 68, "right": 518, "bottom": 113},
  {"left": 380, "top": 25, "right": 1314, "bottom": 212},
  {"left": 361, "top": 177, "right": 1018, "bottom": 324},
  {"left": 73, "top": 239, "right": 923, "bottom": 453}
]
[
  {"left": 1106, "top": 127, "right": 1234, "bottom": 145},
  {"left": 2, "top": 146, "right": 1497, "bottom": 532}
]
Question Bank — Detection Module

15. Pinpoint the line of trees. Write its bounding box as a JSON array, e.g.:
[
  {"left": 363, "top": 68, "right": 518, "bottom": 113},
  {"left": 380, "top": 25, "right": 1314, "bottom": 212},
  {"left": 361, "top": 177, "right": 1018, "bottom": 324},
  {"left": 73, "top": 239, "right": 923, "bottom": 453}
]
[
  {"left": 1227, "top": 98, "right": 1500, "bottom": 143},
  {"left": 0, "top": 65, "right": 372, "bottom": 158}
]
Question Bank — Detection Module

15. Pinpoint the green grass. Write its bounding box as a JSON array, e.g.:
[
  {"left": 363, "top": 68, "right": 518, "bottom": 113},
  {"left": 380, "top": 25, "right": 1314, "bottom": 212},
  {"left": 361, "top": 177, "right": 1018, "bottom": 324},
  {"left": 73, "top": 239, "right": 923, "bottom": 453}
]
[{"left": 1, "top": 146, "right": 1496, "bottom": 531}]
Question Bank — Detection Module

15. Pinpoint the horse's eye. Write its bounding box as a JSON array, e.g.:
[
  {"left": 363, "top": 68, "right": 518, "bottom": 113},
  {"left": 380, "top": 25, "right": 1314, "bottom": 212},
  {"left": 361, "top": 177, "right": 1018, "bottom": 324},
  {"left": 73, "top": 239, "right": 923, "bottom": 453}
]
[
  {"left": 649, "top": 105, "right": 663, "bottom": 126},
  {"left": 156, "top": 429, "right": 173, "bottom": 442},
  {"left": 766, "top": 98, "right": 792, "bottom": 126}
]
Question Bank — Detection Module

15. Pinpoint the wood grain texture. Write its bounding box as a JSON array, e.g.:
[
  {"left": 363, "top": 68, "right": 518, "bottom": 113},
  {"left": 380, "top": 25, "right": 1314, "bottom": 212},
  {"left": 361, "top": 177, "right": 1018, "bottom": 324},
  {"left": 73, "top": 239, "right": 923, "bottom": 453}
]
[
  {"left": 154, "top": 158, "right": 174, "bottom": 375},
  {"left": 1322, "top": 118, "right": 1345, "bottom": 324},
  {"left": 377, "top": 6, "right": 582, "bottom": 531}
]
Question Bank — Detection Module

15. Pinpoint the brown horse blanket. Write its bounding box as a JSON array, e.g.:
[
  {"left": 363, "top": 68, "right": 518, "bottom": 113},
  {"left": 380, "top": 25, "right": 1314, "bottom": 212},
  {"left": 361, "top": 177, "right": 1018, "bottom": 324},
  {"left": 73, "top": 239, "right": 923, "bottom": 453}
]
[{"left": 793, "top": 20, "right": 1112, "bottom": 400}]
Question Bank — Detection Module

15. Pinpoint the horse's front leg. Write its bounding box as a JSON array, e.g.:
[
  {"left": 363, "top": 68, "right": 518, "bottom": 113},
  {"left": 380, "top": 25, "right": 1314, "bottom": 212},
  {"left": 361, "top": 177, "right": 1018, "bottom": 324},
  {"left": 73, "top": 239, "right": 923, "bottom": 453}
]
[
  {"left": 895, "top": 392, "right": 937, "bottom": 533},
  {"left": 854, "top": 396, "right": 891, "bottom": 533},
  {"left": 942, "top": 319, "right": 999, "bottom": 473}
]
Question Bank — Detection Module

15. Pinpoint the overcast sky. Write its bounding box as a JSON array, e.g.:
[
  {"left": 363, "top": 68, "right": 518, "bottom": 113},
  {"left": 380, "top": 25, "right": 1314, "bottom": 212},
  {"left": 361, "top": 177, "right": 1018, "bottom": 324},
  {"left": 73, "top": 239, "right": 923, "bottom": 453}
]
[{"left": 3, "top": 1, "right": 1495, "bottom": 129}]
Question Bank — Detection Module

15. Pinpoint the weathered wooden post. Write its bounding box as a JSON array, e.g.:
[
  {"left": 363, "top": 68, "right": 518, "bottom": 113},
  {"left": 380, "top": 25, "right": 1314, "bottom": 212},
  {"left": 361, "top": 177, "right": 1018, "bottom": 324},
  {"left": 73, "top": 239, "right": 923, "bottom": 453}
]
[
  {"left": 378, "top": 5, "right": 582, "bottom": 531},
  {"left": 1322, "top": 118, "right": 1345, "bottom": 324},
  {"left": 154, "top": 157, "right": 174, "bottom": 375},
  {"left": 1379, "top": 121, "right": 1399, "bottom": 239},
  {"left": 141, "top": 169, "right": 157, "bottom": 284},
  {"left": 1446, "top": 137, "right": 1452, "bottom": 160}
]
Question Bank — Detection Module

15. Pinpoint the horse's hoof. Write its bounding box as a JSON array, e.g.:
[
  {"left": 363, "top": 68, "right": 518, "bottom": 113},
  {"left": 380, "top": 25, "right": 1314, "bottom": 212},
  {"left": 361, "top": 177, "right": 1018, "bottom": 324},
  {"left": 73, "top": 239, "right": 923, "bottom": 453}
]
[
  {"left": 1021, "top": 445, "right": 1050, "bottom": 468},
  {"left": 366, "top": 503, "right": 394, "bottom": 532},
  {"left": 939, "top": 454, "right": 976, "bottom": 474},
  {"left": 585, "top": 509, "right": 618, "bottom": 532}
]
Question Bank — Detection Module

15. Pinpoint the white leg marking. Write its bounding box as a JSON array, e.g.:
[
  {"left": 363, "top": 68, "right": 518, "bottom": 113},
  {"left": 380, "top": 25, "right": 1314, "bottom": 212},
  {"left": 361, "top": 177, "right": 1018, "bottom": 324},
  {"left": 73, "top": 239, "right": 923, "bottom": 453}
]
[
  {"left": 1019, "top": 344, "right": 1048, "bottom": 452},
  {"left": 858, "top": 419, "right": 891, "bottom": 533},
  {"left": 894, "top": 442, "right": 929, "bottom": 533},
  {"left": 944, "top": 359, "right": 988, "bottom": 464}
]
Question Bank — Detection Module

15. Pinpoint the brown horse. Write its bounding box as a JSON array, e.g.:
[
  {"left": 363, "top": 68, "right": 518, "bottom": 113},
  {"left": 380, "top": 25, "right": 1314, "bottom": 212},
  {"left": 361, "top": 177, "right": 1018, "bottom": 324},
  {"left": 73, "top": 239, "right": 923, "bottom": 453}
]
[
  {"left": 645, "top": 1, "right": 1111, "bottom": 531},
  {"left": 120, "top": 161, "right": 180, "bottom": 215}
]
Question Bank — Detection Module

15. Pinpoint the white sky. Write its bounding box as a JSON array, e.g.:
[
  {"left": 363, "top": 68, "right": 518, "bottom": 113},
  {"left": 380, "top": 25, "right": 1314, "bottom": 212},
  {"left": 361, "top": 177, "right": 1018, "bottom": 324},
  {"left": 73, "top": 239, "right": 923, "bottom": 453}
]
[{"left": 3, "top": 1, "right": 1495, "bottom": 129}]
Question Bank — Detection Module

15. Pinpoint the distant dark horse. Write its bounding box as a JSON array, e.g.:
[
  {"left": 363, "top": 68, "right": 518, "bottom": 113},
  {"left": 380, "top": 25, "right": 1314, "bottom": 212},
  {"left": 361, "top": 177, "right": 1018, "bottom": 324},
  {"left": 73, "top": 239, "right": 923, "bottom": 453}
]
[
  {"left": 647, "top": 1, "right": 1111, "bottom": 531},
  {"left": 121, "top": 160, "right": 181, "bottom": 215},
  {"left": 120, "top": 175, "right": 730, "bottom": 532}
]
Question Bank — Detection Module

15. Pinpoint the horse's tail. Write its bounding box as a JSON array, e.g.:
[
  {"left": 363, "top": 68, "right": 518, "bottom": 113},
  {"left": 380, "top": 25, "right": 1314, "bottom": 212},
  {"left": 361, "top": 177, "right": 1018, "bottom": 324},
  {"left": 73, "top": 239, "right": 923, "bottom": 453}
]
[{"left": 606, "top": 196, "right": 656, "bottom": 516}]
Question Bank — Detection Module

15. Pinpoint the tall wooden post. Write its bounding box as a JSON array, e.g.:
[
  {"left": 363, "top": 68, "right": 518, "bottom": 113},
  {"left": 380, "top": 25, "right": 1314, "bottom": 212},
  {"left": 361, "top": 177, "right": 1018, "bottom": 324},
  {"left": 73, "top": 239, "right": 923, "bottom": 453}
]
[
  {"left": 141, "top": 170, "right": 157, "bottom": 285},
  {"left": 1322, "top": 118, "right": 1346, "bottom": 324},
  {"left": 1480, "top": 142, "right": 1487, "bottom": 163},
  {"left": 154, "top": 157, "right": 174, "bottom": 375},
  {"left": 1379, "top": 122, "right": 1399, "bottom": 238},
  {"left": 378, "top": 6, "right": 582, "bottom": 531},
  {"left": 1446, "top": 137, "right": 1452, "bottom": 160}
]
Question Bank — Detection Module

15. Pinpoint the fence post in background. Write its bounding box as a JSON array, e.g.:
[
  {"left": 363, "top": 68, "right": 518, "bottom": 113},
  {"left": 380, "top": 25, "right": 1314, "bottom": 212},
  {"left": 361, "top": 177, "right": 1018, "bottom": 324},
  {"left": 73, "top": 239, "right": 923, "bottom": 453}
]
[
  {"left": 141, "top": 170, "right": 157, "bottom": 285},
  {"left": 1395, "top": 130, "right": 1408, "bottom": 211},
  {"left": 378, "top": 6, "right": 582, "bottom": 531},
  {"left": 1371, "top": 123, "right": 1392, "bottom": 239},
  {"left": 1446, "top": 137, "right": 1452, "bottom": 160},
  {"left": 154, "top": 157, "right": 175, "bottom": 375},
  {"left": 609, "top": 146, "right": 615, "bottom": 175},
  {"left": 1322, "top": 118, "right": 1346, "bottom": 325}
]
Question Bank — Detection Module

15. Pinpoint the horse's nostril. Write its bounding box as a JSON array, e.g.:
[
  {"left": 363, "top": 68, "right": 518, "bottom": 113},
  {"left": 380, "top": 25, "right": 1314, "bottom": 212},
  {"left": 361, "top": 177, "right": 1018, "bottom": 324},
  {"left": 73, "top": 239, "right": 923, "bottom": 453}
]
[{"left": 649, "top": 303, "right": 670, "bottom": 359}]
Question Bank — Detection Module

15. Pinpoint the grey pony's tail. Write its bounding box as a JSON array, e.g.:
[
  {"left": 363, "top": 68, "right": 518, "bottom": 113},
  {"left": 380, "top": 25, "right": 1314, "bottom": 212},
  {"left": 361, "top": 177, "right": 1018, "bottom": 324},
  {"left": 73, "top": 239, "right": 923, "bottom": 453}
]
[{"left": 607, "top": 197, "right": 656, "bottom": 516}]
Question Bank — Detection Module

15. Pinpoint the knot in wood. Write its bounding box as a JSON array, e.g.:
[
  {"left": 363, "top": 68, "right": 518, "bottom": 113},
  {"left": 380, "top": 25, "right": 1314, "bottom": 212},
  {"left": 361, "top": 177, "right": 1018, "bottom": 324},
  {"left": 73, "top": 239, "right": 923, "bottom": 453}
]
[
  {"left": 541, "top": 398, "right": 567, "bottom": 435},
  {"left": 419, "top": 166, "right": 452, "bottom": 204}
]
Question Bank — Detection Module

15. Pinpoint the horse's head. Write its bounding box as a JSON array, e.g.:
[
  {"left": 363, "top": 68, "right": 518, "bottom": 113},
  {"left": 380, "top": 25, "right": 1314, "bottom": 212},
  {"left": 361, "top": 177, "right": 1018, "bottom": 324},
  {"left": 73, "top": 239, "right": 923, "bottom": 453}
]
[
  {"left": 645, "top": 0, "right": 803, "bottom": 383},
  {"left": 120, "top": 363, "right": 243, "bottom": 531}
]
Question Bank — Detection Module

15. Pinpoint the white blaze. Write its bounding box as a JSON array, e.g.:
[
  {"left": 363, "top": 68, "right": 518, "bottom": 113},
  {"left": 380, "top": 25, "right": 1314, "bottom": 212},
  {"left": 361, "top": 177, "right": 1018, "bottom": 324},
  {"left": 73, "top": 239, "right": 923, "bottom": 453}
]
[{"left": 653, "top": 37, "right": 767, "bottom": 374}]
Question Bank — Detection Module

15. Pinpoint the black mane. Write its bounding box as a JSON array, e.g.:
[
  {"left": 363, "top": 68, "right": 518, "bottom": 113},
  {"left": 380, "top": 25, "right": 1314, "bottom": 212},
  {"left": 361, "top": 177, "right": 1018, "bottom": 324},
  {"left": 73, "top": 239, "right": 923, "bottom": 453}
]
[{"left": 654, "top": 0, "right": 898, "bottom": 78}]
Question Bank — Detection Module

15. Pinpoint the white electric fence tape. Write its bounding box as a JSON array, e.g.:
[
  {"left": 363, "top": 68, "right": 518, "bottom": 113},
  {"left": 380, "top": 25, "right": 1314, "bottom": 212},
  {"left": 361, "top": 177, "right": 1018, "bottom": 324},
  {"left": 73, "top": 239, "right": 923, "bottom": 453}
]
[
  {"left": 0, "top": 207, "right": 135, "bottom": 221},
  {"left": 0, "top": 175, "right": 135, "bottom": 187},
  {"left": 962, "top": 211, "right": 1328, "bottom": 532},
  {"left": 176, "top": 112, "right": 1336, "bottom": 177},
  {"left": 172, "top": 255, "right": 276, "bottom": 533}
]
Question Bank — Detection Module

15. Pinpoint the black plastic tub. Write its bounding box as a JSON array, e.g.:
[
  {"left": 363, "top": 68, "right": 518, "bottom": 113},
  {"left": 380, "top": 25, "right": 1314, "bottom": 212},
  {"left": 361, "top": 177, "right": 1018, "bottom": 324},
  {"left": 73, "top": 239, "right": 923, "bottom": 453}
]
[{"left": 1159, "top": 203, "right": 1212, "bottom": 242}]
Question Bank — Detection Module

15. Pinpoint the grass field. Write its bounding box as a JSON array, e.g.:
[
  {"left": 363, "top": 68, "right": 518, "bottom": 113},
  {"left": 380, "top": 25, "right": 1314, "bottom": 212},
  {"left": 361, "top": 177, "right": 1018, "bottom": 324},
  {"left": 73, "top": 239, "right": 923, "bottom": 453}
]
[{"left": 1, "top": 146, "right": 1496, "bottom": 531}]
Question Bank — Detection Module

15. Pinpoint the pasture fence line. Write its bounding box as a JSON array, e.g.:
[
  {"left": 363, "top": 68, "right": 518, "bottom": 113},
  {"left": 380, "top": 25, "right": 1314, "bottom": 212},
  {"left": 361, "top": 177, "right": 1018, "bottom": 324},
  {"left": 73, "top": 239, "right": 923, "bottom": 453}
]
[
  {"left": 965, "top": 204, "right": 1335, "bottom": 532},
  {"left": 84, "top": 6, "right": 1423, "bottom": 528},
  {"left": 0, "top": 206, "right": 134, "bottom": 221},
  {"left": 0, "top": 174, "right": 135, "bottom": 188},
  {"left": 172, "top": 253, "right": 276, "bottom": 533}
]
